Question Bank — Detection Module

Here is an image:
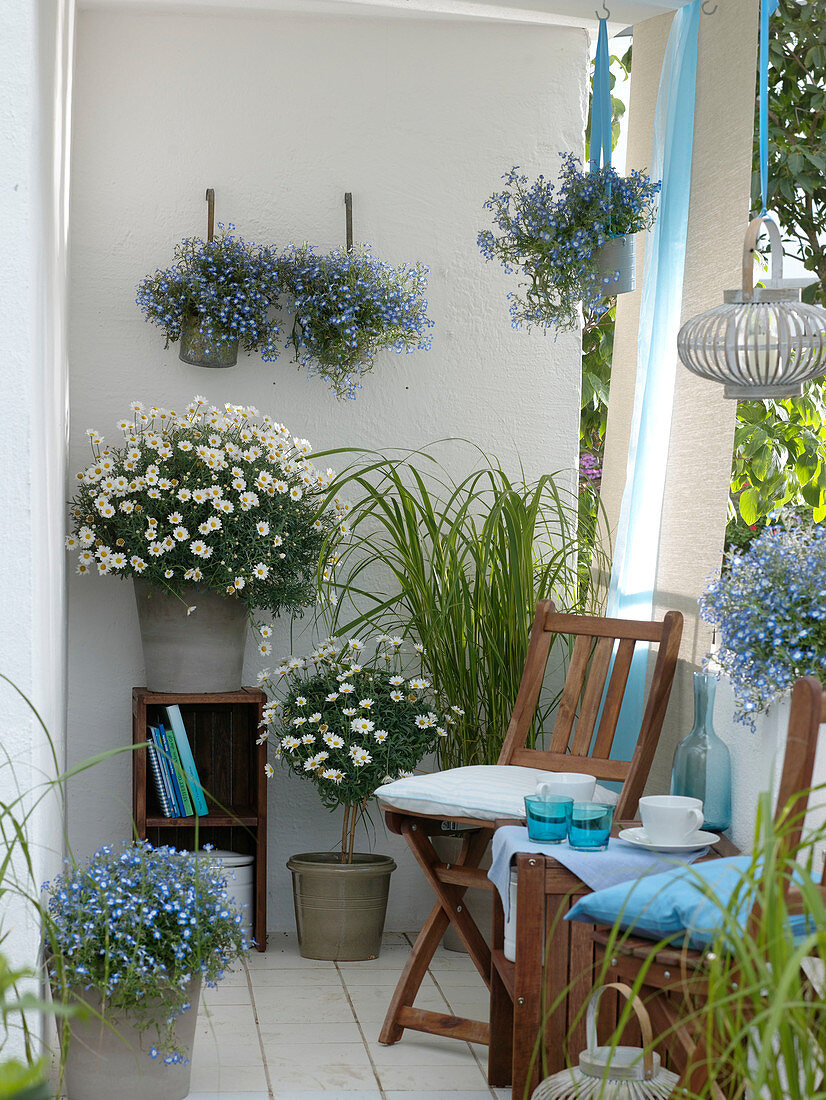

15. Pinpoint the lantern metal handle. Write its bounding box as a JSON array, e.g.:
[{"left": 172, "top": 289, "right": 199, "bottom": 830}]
[
  {"left": 585, "top": 982, "right": 655, "bottom": 1079},
  {"left": 742, "top": 213, "right": 783, "bottom": 298}
]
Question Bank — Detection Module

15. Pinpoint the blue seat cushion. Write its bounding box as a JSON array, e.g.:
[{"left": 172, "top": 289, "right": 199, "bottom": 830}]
[{"left": 565, "top": 856, "right": 810, "bottom": 949}]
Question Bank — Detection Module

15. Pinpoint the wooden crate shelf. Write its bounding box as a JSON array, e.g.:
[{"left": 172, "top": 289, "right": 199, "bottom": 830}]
[{"left": 132, "top": 686, "right": 268, "bottom": 951}]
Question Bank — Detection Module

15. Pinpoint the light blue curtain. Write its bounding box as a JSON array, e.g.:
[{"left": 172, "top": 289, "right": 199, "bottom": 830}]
[{"left": 605, "top": 0, "right": 701, "bottom": 760}]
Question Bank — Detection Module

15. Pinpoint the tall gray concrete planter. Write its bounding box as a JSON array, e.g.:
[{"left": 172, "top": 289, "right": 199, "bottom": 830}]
[
  {"left": 134, "top": 580, "right": 248, "bottom": 693},
  {"left": 287, "top": 852, "right": 396, "bottom": 961},
  {"left": 63, "top": 979, "right": 201, "bottom": 1100}
]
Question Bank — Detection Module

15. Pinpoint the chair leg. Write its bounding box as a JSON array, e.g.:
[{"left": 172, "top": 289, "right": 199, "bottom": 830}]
[
  {"left": 488, "top": 887, "right": 513, "bottom": 1087},
  {"left": 379, "top": 822, "right": 492, "bottom": 1047},
  {"left": 379, "top": 901, "right": 450, "bottom": 1044}
]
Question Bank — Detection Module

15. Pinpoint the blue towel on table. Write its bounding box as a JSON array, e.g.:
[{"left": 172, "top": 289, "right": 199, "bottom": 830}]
[{"left": 488, "top": 826, "right": 708, "bottom": 919}]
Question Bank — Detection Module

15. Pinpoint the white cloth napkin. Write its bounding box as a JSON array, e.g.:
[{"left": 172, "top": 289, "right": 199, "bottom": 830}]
[{"left": 488, "top": 825, "right": 709, "bottom": 919}]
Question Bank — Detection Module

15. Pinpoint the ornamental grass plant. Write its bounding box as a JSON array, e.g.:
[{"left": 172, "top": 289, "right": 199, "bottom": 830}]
[
  {"left": 319, "top": 450, "right": 608, "bottom": 769},
  {"left": 478, "top": 153, "right": 660, "bottom": 331},
  {"left": 45, "top": 841, "right": 248, "bottom": 1065},
  {"left": 279, "top": 244, "right": 433, "bottom": 399},
  {"left": 260, "top": 636, "right": 445, "bottom": 862},
  {"left": 137, "top": 225, "right": 283, "bottom": 359},
  {"left": 700, "top": 514, "right": 826, "bottom": 726},
  {"left": 67, "top": 397, "right": 344, "bottom": 623}
]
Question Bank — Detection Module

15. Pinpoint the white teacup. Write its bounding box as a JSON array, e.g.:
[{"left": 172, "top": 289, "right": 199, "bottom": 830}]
[
  {"left": 638, "top": 795, "right": 704, "bottom": 845},
  {"left": 537, "top": 772, "right": 597, "bottom": 803}
]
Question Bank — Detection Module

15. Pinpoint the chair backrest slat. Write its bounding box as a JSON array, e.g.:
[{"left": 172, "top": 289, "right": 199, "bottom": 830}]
[
  {"left": 498, "top": 605, "right": 683, "bottom": 820},
  {"left": 569, "top": 635, "right": 615, "bottom": 756},
  {"left": 746, "top": 676, "right": 824, "bottom": 932},
  {"left": 496, "top": 601, "right": 557, "bottom": 765},
  {"left": 591, "top": 637, "right": 636, "bottom": 759},
  {"left": 508, "top": 747, "right": 629, "bottom": 782},
  {"left": 548, "top": 634, "right": 593, "bottom": 754},
  {"left": 773, "top": 677, "right": 824, "bottom": 854}
]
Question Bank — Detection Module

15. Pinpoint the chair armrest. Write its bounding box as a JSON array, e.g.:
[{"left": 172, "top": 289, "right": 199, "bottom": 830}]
[{"left": 785, "top": 883, "right": 826, "bottom": 915}]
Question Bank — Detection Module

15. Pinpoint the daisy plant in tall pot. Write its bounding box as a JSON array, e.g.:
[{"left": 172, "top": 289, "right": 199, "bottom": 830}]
[
  {"left": 66, "top": 397, "right": 345, "bottom": 693},
  {"left": 260, "top": 635, "right": 446, "bottom": 960}
]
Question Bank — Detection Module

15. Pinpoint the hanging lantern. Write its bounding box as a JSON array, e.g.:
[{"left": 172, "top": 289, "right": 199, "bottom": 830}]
[{"left": 677, "top": 213, "right": 826, "bottom": 399}]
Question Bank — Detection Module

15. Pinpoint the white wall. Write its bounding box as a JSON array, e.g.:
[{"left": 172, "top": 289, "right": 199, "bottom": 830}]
[
  {"left": 0, "top": 0, "right": 73, "bottom": 1047},
  {"left": 67, "top": 8, "right": 586, "bottom": 930}
]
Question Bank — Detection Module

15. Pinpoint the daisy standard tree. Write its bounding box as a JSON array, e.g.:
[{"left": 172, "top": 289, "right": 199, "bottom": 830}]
[{"left": 260, "top": 636, "right": 450, "bottom": 862}]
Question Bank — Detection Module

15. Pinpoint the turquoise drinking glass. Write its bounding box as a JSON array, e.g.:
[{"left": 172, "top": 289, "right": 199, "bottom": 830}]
[
  {"left": 568, "top": 802, "right": 613, "bottom": 851},
  {"left": 524, "top": 795, "right": 573, "bottom": 843}
]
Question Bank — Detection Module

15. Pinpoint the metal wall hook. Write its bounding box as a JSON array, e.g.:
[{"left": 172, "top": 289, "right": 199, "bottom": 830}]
[
  {"left": 205, "top": 188, "right": 215, "bottom": 242},
  {"left": 344, "top": 192, "right": 353, "bottom": 253},
  {"left": 701, "top": 0, "right": 718, "bottom": 13},
  {"left": 595, "top": 1, "right": 609, "bottom": 18}
]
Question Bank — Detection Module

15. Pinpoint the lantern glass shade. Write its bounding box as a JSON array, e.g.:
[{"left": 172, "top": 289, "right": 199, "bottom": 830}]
[{"left": 677, "top": 214, "right": 826, "bottom": 400}]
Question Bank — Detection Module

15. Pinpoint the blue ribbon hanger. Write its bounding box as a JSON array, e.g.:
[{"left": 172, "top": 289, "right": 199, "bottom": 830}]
[
  {"left": 760, "top": 0, "right": 780, "bottom": 213},
  {"left": 589, "top": 14, "right": 613, "bottom": 174}
]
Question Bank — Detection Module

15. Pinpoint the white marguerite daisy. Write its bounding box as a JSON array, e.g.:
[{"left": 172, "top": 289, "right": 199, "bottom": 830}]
[{"left": 351, "top": 717, "right": 375, "bottom": 735}]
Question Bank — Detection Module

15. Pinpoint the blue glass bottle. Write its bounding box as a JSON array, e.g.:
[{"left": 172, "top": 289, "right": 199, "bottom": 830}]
[{"left": 670, "top": 671, "right": 732, "bottom": 831}]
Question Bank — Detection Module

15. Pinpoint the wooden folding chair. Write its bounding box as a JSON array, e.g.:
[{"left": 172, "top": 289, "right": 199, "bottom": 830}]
[
  {"left": 591, "top": 675, "right": 826, "bottom": 1097},
  {"left": 377, "top": 600, "right": 683, "bottom": 1050}
]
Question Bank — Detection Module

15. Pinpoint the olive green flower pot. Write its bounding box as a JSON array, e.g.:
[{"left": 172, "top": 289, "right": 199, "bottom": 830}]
[{"left": 287, "top": 852, "right": 396, "bottom": 961}]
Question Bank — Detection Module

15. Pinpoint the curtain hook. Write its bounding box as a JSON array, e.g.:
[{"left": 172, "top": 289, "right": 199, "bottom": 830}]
[
  {"left": 595, "top": 1, "right": 610, "bottom": 17},
  {"left": 701, "top": 0, "right": 718, "bottom": 13}
]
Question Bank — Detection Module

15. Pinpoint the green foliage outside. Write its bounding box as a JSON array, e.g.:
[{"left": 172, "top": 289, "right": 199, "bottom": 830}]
[
  {"left": 729, "top": 0, "right": 826, "bottom": 540},
  {"left": 578, "top": 10, "right": 826, "bottom": 550}
]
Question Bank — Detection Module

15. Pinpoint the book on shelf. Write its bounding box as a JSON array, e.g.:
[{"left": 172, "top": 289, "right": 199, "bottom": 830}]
[
  {"left": 158, "top": 720, "right": 194, "bottom": 817},
  {"left": 149, "top": 726, "right": 180, "bottom": 816},
  {"left": 165, "top": 705, "right": 209, "bottom": 817},
  {"left": 146, "top": 740, "right": 175, "bottom": 818}
]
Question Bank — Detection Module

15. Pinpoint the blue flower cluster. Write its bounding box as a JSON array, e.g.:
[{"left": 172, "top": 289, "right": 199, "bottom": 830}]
[
  {"left": 137, "top": 230, "right": 433, "bottom": 398},
  {"left": 478, "top": 153, "right": 660, "bottom": 331},
  {"left": 45, "top": 841, "right": 248, "bottom": 1064},
  {"left": 279, "top": 245, "right": 434, "bottom": 399},
  {"left": 700, "top": 517, "right": 826, "bottom": 728},
  {"left": 137, "top": 224, "right": 283, "bottom": 360}
]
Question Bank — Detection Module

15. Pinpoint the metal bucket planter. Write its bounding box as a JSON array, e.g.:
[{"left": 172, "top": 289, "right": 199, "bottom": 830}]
[
  {"left": 63, "top": 979, "right": 201, "bottom": 1100},
  {"left": 134, "top": 580, "right": 248, "bottom": 693},
  {"left": 287, "top": 852, "right": 397, "bottom": 961},
  {"left": 594, "top": 233, "right": 636, "bottom": 297},
  {"left": 179, "top": 313, "right": 238, "bottom": 368}
]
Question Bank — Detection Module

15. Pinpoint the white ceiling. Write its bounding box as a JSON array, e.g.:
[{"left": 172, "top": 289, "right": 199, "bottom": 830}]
[{"left": 79, "top": 0, "right": 692, "bottom": 35}]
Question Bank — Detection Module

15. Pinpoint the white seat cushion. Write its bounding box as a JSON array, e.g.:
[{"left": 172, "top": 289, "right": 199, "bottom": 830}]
[{"left": 375, "top": 764, "right": 618, "bottom": 821}]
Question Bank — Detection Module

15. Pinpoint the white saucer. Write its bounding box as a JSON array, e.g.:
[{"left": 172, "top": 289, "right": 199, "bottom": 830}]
[{"left": 617, "top": 826, "right": 718, "bottom": 853}]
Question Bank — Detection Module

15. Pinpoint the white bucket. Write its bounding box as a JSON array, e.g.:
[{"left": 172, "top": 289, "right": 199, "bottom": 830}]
[
  {"left": 199, "top": 848, "right": 254, "bottom": 945},
  {"left": 504, "top": 868, "right": 518, "bottom": 962}
]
